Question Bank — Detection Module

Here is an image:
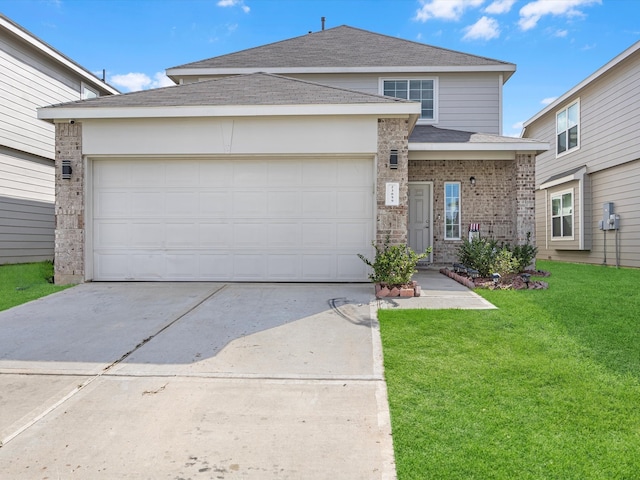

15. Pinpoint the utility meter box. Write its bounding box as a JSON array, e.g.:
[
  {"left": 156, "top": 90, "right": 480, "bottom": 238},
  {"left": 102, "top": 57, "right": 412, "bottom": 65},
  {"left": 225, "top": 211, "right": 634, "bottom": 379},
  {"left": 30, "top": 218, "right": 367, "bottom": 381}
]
[{"left": 602, "top": 202, "right": 614, "bottom": 230}]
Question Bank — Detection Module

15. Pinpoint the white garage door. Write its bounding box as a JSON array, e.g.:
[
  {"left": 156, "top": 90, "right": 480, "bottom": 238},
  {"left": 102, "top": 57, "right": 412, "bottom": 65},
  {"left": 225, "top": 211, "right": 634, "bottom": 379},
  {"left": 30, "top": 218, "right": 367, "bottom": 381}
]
[{"left": 92, "top": 158, "right": 374, "bottom": 281}]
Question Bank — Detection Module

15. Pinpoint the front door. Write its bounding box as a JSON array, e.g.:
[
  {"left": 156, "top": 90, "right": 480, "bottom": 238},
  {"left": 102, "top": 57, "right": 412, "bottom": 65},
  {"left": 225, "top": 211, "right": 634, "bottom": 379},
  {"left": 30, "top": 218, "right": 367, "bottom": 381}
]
[{"left": 408, "top": 182, "right": 433, "bottom": 263}]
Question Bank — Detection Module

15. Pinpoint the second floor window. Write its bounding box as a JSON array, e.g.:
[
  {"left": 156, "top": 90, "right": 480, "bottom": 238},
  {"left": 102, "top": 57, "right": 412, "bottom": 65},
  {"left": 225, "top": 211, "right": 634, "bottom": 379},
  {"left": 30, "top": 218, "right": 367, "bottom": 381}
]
[
  {"left": 382, "top": 79, "right": 436, "bottom": 121},
  {"left": 556, "top": 100, "right": 579, "bottom": 156}
]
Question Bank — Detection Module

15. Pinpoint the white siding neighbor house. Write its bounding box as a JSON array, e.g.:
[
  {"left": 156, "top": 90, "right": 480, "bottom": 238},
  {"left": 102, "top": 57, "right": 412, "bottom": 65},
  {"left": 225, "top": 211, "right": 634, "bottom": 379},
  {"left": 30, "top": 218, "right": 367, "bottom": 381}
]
[
  {"left": 39, "top": 25, "right": 547, "bottom": 284},
  {"left": 523, "top": 41, "right": 640, "bottom": 268},
  {"left": 0, "top": 14, "right": 118, "bottom": 265}
]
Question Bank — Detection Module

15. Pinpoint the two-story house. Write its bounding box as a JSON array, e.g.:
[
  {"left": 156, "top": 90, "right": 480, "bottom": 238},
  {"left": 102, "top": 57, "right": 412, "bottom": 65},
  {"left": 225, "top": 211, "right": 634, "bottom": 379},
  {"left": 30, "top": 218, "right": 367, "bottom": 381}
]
[
  {"left": 0, "top": 14, "right": 118, "bottom": 265},
  {"left": 523, "top": 41, "right": 640, "bottom": 268},
  {"left": 38, "top": 25, "right": 547, "bottom": 284}
]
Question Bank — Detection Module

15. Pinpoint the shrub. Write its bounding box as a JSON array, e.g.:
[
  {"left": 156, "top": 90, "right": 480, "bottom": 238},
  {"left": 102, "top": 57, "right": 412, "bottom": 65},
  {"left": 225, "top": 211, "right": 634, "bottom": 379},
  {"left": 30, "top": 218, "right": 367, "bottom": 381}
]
[
  {"left": 456, "top": 237, "right": 499, "bottom": 277},
  {"left": 490, "top": 248, "right": 520, "bottom": 276},
  {"left": 358, "top": 237, "right": 431, "bottom": 286},
  {"left": 510, "top": 232, "right": 538, "bottom": 271}
]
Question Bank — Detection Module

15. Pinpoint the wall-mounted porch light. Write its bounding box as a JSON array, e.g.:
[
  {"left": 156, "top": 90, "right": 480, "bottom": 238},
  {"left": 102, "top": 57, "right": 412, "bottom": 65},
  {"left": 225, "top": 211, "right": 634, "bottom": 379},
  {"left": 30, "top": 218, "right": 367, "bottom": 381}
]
[
  {"left": 62, "top": 159, "right": 72, "bottom": 180},
  {"left": 470, "top": 176, "right": 476, "bottom": 186},
  {"left": 389, "top": 149, "right": 398, "bottom": 169}
]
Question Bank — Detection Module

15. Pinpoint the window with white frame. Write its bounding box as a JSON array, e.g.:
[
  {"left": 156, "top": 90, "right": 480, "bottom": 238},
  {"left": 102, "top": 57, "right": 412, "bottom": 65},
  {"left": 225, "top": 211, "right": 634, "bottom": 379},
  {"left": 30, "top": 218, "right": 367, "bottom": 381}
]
[
  {"left": 382, "top": 79, "right": 436, "bottom": 121},
  {"left": 81, "top": 83, "right": 99, "bottom": 100},
  {"left": 556, "top": 100, "right": 579, "bottom": 156},
  {"left": 551, "top": 190, "right": 573, "bottom": 238},
  {"left": 444, "top": 182, "right": 461, "bottom": 240}
]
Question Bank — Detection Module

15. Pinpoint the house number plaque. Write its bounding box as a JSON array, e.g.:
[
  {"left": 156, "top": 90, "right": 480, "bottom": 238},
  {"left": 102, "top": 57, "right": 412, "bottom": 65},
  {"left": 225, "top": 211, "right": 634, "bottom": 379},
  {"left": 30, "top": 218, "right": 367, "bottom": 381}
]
[{"left": 385, "top": 182, "right": 400, "bottom": 206}]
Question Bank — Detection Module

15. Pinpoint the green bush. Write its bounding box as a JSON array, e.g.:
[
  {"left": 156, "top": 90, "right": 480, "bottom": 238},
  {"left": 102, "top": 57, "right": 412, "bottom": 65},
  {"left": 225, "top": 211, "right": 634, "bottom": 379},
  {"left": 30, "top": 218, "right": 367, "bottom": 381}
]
[
  {"left": 457, "top": 233, "right": 538, "bottom": 276},
  {"left": 358, "top": 237, "right": 431, "bottom": 286},
  {"left": 489, "top": 248, "right": 520, "bottom": 276},
  {"left": 456, "top": 237, "right": 498, "bottom": 277}
]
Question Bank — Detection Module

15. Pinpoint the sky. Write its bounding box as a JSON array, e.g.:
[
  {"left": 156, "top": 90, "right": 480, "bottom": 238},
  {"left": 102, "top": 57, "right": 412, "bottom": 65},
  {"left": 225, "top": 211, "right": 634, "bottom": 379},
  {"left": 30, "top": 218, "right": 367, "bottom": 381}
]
[{"left": 1, "top": 0, "right": 639, "bottom": 137}]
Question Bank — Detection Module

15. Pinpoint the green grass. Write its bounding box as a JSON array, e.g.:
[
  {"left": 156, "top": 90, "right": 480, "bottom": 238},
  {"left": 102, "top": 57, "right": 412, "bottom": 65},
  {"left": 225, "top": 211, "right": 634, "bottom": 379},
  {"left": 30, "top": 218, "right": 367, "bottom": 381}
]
[
  {"left": 0, "top": 261, "right": 72, "bottom": 312},
  {"left": 379, "top": 261, "right": 640, "bottom": 479}
]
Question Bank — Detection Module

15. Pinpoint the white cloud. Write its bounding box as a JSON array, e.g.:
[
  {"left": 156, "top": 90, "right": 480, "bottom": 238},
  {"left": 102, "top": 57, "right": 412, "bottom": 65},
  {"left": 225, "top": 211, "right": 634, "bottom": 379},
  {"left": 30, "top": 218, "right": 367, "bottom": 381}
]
[
  {"left": 485, "top": 0, "right": 516, "bottom": 14},
  {"left": 463, "top": 16, "right": 500, "bottom": 40},
  {"left": 541, "top": 96, "right": 558, "bottom": 105},
  {"left": 512, "top": 121, "right": 524, "bottom": 130},
  {"left": 519, "top": 0, "right": 601, "bottom": 31},
  {"left": 554, "top": 29, "right": 568, "bottom": 37},
  {"left": 109, "top": 72, "right": 175, "bottom": 92},
  {"left": 217, "top": 0, "right": 250, "bottom": 13},
  {"left": 415, "top": 0, "right": 484, "bottom": 22}
]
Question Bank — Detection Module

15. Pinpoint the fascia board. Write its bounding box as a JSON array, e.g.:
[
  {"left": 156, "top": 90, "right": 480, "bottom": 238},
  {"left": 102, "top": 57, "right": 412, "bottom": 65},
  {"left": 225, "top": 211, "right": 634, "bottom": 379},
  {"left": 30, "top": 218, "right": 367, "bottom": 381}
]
[
  {"left": 38, "top": 102, "right": 421, "bottom": 121},
  {"left": 524, "top": 40, "right": 640, "bottom": 128},
  {"left": 166, "top": 64, "right": 516, "bottom": 77},
  {"left": 539, "top": 166, "right": 587, "bottom": 190},
  {"left": 0, "top": 16, "right": 120, "bottom": 96},
  {"left": 409, "top": 141, "right": 549, "bottom": 152}
]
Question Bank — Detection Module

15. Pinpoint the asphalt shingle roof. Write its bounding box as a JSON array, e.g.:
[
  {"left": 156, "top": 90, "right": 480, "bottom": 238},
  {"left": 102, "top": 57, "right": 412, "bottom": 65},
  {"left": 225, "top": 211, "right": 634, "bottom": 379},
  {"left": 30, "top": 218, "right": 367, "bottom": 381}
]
[
  {"left": 42, "top": 72, "right": 414, "bottom": 109},
  {"left": 170, "top": 25, "right": 514, "bottom": 71},
  {"left": 409, "top": 125, "right": 543, "bottom": 144}
]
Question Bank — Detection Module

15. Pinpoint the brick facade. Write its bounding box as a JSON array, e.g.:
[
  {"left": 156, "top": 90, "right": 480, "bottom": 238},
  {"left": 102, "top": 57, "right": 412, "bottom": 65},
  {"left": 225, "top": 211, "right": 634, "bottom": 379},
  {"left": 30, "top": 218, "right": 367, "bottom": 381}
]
[
  {"left": 376, "top": 118, "right": 410, "bottom": 247},
  {"left": 54, "top": 123, "right": 85, "bottom": 284},
  {"left": 408, "top": 156, "right": 536, "bottom": 264}
]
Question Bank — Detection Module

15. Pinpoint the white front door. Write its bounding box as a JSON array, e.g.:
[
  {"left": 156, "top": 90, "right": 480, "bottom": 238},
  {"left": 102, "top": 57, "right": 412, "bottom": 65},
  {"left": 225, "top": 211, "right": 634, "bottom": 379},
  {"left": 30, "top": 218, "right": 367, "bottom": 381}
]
[{"left": 408, "top": 182, "right": 433, "bottom": 262}]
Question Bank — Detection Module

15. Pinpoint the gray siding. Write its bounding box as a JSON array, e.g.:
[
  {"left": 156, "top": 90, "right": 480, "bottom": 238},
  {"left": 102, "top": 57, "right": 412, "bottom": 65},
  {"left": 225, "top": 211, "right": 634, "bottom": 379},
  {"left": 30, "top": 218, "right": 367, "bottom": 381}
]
[
  {"left": 527, "top": 50, "right": 640, "bottom": 186},
  {"left": 0, "top": 149, "right": 54, "bottom": 263},
  {"left": 0, "top": 32, "right": 82, "bottom": 159},
  {"left": 535, "top": 159, "right": 640, "bottom": 267},
  {"left": 285, "top": 72, "right": 502, "bottom": 134}
]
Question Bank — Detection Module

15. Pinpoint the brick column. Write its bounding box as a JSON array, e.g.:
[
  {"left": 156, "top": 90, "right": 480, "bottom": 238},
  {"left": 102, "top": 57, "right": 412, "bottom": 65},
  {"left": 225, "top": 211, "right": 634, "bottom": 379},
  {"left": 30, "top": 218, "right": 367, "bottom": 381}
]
[
  {"left": 54, "top": 122, "right": 85, "bottom": 284},
  {"left": 514, "top": 153, "right": 536, "bottom": 245},
  {"left": 376, "top": 118, "right": 410, "bottom": 246}
]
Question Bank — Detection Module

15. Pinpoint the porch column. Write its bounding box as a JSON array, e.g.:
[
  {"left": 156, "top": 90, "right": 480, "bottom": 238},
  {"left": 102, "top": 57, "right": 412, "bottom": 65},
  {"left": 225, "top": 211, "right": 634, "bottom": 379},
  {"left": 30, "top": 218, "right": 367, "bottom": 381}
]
[
  {"left": 514, "top": 153, "right": 536, "bottom": 245},
  {"left": 54, "top": 122, "right": 85, "bottom": 284},
  {"left": 376, "top": 118, "right": 410, "bottom": 246}
]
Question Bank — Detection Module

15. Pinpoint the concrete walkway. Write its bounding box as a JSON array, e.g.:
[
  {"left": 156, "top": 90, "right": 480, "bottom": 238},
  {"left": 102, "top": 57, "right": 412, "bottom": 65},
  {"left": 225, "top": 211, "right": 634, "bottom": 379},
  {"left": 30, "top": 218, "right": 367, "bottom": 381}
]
[{"left": 377, "top": 269, "right": 497, "bottom": 310}]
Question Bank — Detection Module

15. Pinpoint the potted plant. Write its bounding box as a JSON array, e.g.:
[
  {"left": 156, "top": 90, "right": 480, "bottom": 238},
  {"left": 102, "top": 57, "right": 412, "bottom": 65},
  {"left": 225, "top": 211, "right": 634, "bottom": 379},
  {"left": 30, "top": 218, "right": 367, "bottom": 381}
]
[{"left": 358, "top": 237, "right": 431, "bottom": 297}]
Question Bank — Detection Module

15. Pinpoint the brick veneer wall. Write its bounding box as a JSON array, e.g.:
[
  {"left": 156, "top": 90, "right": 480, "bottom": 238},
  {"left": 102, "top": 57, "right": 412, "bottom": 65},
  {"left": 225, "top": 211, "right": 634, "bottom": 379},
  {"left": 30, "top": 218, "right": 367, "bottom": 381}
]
[
  {"left": 54, "top": 123, "right": 85, "bottom": 284},
  {"left": 376, "top": 118, "right": 410, "bottom": 246},
  {"left": 409, "top": 157, "right": 536, "bottom": 264}
]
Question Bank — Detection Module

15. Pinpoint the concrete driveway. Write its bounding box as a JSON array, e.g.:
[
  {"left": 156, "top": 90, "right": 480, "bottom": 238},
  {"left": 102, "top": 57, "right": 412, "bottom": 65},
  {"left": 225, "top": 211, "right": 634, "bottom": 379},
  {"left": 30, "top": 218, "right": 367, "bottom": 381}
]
[{"left": 0, "top": 282, "right": 394, "bottom": 479}]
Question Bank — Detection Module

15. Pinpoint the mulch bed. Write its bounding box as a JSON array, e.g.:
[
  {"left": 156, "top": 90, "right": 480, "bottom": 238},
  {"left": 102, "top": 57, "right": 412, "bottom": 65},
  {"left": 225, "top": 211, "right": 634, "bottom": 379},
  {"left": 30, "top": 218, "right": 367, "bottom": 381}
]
[{"left": 440, "top": 268, "right": 550, "bottom": 290}]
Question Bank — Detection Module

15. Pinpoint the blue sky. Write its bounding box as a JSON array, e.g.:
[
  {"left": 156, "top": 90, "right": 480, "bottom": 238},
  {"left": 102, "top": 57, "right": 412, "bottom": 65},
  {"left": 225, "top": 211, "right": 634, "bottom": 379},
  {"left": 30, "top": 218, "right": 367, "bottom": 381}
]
[{"left": 2, "top": 0, "right": 639, "bottom": 136}]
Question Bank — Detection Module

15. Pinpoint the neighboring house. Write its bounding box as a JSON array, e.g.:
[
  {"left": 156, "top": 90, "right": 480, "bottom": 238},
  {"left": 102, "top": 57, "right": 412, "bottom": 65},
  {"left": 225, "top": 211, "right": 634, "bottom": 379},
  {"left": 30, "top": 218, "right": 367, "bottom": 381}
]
[
  {"left": 0, "top": 14, "right": 118, "bottom": 265},
  {"left": 522, "top": 41, "right": 640, "bottom": 268},
  {"left": 39, "top": 25, "right": 547, "bottom": 284}
]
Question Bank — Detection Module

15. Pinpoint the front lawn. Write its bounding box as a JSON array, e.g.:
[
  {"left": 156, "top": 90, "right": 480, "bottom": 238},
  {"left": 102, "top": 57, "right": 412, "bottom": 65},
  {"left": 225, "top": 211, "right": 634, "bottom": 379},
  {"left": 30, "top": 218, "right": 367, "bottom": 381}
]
[
  {"left": 0, "top": 261, "right": 72, "bottom": 312},
  {"left": 379, "top": 261, "right": 640, "bottom": 479}
]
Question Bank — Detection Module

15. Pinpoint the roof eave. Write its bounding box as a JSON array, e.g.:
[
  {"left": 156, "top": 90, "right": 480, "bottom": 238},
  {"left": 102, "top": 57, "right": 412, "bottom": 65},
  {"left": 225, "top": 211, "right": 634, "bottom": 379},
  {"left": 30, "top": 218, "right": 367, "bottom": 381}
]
[
  {"left": 38, "top": 102, "right": 421, "bottom": 122},
  {"left": 523, "top": 40, "right": 640, "bottom": 128},
  {"left": 409, "top": 141, "right": 549, "bottom": 153},
  {"left": 166, "top": 64, "right": 516, "bottom": 80},
  {"left": 0, "top": 15, "right": 120, "bottom": 96}
]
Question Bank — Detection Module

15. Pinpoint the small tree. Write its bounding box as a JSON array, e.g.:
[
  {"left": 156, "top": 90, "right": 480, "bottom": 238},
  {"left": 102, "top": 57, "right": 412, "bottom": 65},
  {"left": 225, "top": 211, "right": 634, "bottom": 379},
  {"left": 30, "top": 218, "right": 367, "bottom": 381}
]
[{"left": 358, "top": 237, "right": 431, "bottom": 286}]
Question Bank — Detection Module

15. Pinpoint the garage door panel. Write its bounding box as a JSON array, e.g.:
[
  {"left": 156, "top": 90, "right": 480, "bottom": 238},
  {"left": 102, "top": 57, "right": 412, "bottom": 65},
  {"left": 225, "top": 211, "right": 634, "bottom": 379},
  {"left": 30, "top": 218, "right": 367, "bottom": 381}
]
[
  {"left": 131, "top": 192, "right": 164, "bottom": 216},
  {"left": 267, "top": 223, "right": 301, "bottom": 247},
  {"left": 95, "top": 191, "right": 128, "bottom": 217},
  {"left": 200, "top": 223, "right": 232, "bottom": 247},
  {"left": 130, "top": 223, "right": 164, "bottom": 247},
  {"left": 166, "top": 192, "right": 199, "bottom": 215},
  {"left": 93, "top": 158, "right": 373, "bottom": 281}
]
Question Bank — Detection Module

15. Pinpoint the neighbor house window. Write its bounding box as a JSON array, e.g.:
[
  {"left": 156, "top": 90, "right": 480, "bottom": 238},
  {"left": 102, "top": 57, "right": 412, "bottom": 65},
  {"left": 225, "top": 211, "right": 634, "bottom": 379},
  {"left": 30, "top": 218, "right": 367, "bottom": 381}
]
[
  {"left": 81, "top": 83, "right": 99, "bottom": 100},
  {"left": 551, "top": 190, "right": 573, "bottom": 238},
  {"left": 382, "top": 78, "right": 437, "bottom": 121},
  {"left": 556, "top": 100, "right": 579, "bottom": 156},
  {"left": 444, "top": 182, "right": 461, "bottom": 240}
]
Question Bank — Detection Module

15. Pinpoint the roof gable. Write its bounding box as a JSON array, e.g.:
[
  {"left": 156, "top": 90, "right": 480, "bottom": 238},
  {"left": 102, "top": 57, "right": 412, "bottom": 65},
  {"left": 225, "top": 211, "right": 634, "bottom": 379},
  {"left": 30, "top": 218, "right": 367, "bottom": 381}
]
[{"left": 167, "top": 25, "right": 515, "bottom": 79}]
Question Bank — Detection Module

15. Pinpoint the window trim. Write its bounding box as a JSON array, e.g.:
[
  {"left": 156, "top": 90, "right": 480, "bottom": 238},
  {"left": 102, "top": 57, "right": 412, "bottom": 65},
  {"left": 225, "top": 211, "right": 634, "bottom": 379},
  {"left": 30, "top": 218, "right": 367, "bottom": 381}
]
[
  {"left": 555, "top": 99, "right": 580, "bottom": 158},
  {"left": 81, "top": 82, "right": 99, "bottom": 100},
  {"left": 379, "top": 77, "right": 439, "bottom": 124},
  {"left": 550, "top": 188, "right": 575, "bottom": 240},
  {"left": 444, "top": 181, "right": 461, "bottom": 240}
]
